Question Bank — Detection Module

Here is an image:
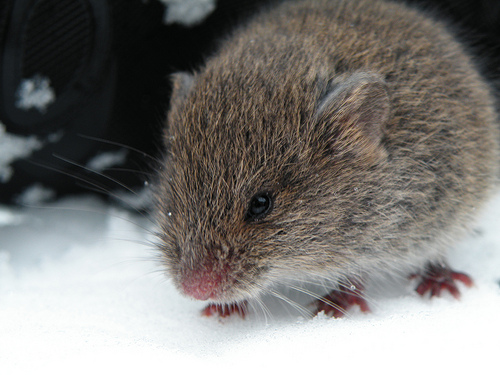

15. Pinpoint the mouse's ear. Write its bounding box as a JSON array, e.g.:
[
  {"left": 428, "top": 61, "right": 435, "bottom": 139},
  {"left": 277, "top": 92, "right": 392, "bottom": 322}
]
[
  {"left": 169, "top": 72, "right": 195, "bottom": 106},
  {"left": 315, "top": 71, "right": 389, "bottom": 164}
]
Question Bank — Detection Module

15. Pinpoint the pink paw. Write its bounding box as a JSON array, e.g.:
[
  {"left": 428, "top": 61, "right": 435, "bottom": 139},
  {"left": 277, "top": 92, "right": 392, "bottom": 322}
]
[
  {"left": 313, "top": 284, "right": 370, "bottom": 318},
  {"left": 411, "top": 263, "right": 473, "bottom": 299},
  {"left": 201, "top": 301, "right": 248, "bottom": 318}
]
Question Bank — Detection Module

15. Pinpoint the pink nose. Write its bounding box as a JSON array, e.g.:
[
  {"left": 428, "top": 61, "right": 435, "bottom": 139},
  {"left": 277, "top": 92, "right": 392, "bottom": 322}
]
[{"left": 181, "top": 266, "right": 224, "bottom": 300}]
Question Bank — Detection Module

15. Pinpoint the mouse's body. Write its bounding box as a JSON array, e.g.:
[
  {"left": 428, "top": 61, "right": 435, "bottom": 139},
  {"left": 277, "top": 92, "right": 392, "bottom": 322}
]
[{"left": 155, "top": 0, "right": 499, "bottom": 317}]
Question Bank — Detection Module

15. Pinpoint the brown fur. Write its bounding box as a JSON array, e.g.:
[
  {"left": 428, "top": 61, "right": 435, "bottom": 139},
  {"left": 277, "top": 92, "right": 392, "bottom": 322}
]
[{"left": 154, "top": 0, "right": 499, "bottom": 304}]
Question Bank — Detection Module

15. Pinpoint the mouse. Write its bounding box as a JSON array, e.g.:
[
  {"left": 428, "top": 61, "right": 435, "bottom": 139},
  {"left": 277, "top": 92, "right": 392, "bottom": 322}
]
[{"left": 153, "top": 0, "right": 500, "bottom": 318}]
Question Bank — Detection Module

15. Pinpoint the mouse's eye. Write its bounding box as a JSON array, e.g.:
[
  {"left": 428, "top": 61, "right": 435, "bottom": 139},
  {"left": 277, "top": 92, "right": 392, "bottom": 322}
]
[{"left": 246, "top": 192, "right": 273, "bottom": 221}]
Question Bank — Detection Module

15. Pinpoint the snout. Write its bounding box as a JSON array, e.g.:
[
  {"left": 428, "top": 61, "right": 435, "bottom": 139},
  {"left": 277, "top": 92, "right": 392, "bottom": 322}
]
[{"left": 180, "top": 259, "right": 233, "bottom": 301}]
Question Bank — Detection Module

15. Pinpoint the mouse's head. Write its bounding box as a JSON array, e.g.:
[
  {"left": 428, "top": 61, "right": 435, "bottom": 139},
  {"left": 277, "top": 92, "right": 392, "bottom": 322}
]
[{"left": 155, "top": 68, "right": 389, "bottom": 304}]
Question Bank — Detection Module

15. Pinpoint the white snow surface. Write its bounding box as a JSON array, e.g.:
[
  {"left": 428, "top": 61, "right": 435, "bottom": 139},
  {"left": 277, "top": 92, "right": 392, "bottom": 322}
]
[{"left": 1, "top": 191, "right": 500, "bottom": 374}]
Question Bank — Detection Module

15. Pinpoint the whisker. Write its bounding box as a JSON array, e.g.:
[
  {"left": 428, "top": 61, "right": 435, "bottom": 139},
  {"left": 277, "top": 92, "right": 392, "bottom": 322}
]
[
  {"left": 52, "top": 153, "right": 144, "bottom": 198},
  {"left": 101, "top": 167, "right": 155, "bottom": 177},
  {"left": 316, "top": 274, "right": 377, "bottom": 309},
  {"left": 76, "top": 133, "right": 163, "bottom": 165},
  {"left": 105, "top": 237, "right": 158, "bottom": 249},
  {"left": 72, "top": 180, "right": 122, "bottom": 198},
  {"left": 73, "top": 180, "right": 153, "bottom": 213},
  {"left": 26, "top": 158, "right": 117, "bottom": 197},
  {"left": 28, "top": 157, "right": 156, "bottom": 225},
  {"left": 268, "top": 288, "right": 314, "bottom": 319},
  {"left": 288, "top": 284, "right": 350, "bottom": 318},
  {"left": 249, "top": 295, "right": 272, "bottom": 324},
  {"left": 19, "top": 202, "right": 156, "bottom": 236},
  {"left": 236, "top": 282, "right": 272, "bottom": 322}
]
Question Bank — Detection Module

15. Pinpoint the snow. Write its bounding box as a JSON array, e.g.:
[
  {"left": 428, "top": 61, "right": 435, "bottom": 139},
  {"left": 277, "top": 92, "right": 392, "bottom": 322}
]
[
  {"left": 0, "top": 123, "right": 43, "bottom": 183},
  {"left": 0, "top": 190, "right": 499, "bottom": 374},
  {"left": 112, "top": 184, "right": 154, "bottom": 211},
  {"left": 86, "top": 149, "right": 128, "bottom": 172},
  {"left": 15, "top": 75, "right": 56, "bottom": 113},
  {"left": 15, "top": 184, "right": 56, "bottom": 206},
  {"left": 160, "top": 0, "right": 216, "bottom": 26}
]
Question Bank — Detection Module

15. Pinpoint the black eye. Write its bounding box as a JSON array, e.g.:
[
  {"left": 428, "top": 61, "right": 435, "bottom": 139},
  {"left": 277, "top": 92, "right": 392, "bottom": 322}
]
[{"left": 246, "top": 192, "right": 273, "bottom": 221}]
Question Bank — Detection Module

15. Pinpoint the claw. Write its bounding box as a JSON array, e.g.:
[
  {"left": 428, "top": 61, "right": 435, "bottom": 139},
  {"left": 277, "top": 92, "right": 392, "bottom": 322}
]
[
  {"left": 313, "top": 284, "right": 370, "bottom": 318},
  {"left": 201, "top": 301, "right": 248, "bottom": 318},
  {"left": 411, "top": 263, "right": 473, "bottom": 299}
]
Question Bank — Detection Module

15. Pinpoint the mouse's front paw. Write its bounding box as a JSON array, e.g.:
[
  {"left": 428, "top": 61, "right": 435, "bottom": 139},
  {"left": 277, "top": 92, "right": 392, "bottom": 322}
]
[
  {"left": 313, "top": 284, "right": 370, "bottom": 318},
  {"left": 201, "top": 301, "right": 248, "bottom": 318},
  {"left": 411, "top": 262, "right": 473, "bottom": 299}
]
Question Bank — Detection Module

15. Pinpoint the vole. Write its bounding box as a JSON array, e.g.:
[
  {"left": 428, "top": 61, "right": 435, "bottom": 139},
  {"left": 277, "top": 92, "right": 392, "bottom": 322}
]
[{"left": 154, "top": 0, "right": 500, "bottom": 318}]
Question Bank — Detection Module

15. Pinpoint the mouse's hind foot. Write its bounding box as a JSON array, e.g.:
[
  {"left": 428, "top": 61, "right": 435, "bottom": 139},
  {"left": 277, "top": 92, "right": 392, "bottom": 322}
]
[
  {"left": 411, "top": 262, "right": 473, "bottom": 299},
  {"left": 313, "top": 283, "right": 370, "bottom": 318}
]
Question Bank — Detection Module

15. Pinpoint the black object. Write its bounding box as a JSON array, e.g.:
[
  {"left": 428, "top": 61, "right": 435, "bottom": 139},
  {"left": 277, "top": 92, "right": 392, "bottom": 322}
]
[
  {"left": 0, "top": 0, "right": 165, "bottom": 204},
  {"left": 1, "top": 0, "right": 113, "bottom": 136}
]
